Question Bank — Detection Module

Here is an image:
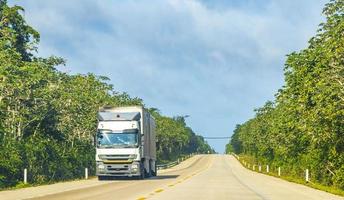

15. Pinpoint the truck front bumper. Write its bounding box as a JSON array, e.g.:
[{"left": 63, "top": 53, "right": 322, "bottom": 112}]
[{"left": 96, "top": 161, "right": 141, "bottom": 177}]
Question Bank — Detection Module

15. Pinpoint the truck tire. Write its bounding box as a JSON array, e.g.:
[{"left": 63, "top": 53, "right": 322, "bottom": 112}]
[
  {"left": 98, "top": 176, "right": 106, "bottom": 181},
  {"left": 148, "top": 160, "right": 153, "bottom": 177},
  {"left": 139, "top": 163, "right": 145, "bottom": 180},
  {"left": 149, "top": 160, "right": 156, "bottom": 177},
  {"left": 152, "top": 163, "right": 157, "bottom": 176}
]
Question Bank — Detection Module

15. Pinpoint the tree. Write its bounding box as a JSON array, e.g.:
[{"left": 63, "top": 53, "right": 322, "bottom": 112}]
[{"left": 226, "top": 0, "right": 344, "bottom": 189}]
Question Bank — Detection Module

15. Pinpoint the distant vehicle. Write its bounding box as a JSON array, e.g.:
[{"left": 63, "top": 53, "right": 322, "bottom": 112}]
[{"left": 95, "top": 106, "right": 156, "bottom": 180}]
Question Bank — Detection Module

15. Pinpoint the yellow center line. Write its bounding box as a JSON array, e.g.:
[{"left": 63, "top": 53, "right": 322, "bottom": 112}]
[
  {"left": 135, "top": 156, "right": 214, "bottom": 199},
  {"left": 154, "top": 188, "right": 164, "bottom": 193}
]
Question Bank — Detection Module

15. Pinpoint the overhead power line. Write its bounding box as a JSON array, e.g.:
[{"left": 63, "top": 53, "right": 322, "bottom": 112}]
[{"left": 203, "top": 137, "right": 231, "bottom": 139}]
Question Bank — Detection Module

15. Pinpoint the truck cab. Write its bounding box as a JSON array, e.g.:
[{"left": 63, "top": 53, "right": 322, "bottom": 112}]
[{"left": 95, "top": 106, "right": 156, "bottom": 180}]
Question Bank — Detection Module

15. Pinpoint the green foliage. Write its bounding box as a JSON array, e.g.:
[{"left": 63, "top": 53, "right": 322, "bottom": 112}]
[
  {"left": 0, "top": 139, "right": 22, "bottom": 188},
  {"left": 226, "top": 0, "right": 344, "bottom": 190},
  {"left": 0, "top": 0, "right": 39, "bottom": 61},
  {"left": 227, "top": 124, "right": 243, "bottom": 154},
  {"left": 0, "top": 1, "right": 212, "bottom": 188}
]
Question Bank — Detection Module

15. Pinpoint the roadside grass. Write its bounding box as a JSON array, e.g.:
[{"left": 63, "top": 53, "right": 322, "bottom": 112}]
[
  {"left": 12, "top": 182, "right": 31, "bottom": 190},
  {"left": 233, "top": 154, "right": 344, "bottom": 197}
]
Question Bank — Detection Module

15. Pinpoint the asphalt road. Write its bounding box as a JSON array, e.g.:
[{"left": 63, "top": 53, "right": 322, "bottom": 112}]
[{"left": 0, "top": 155, "right": 343, "bottom": 200}]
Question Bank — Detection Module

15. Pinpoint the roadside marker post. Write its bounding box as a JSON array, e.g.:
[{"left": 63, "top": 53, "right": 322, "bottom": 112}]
[
  {"left": 85, "top": 168, "right": 88, "bottom": 179},
  {"left": 24, "top": 168, "right": 27, "bottom": 184},
  {"left": 259, "top": 165, "right": 262, "bottom": 172},
  {"left": 278, "top": 167, "right": 281, "bottom": 176},
  {"left": 305, "top": 169, "right": 309, "bottom": 182},
  {"left": 266, "top": 165, "right": 269, "bottom": 173}
]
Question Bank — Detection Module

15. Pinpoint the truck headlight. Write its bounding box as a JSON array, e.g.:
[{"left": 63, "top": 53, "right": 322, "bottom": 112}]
[
  {"left": 131, "top": 164, "right": 139, "bottom": 172},
  {"left": 98, "top": 164, "right": 105, "bottom": 169},
  {"left": 131, "top": 164, "right": 138, "bottom": 169}
]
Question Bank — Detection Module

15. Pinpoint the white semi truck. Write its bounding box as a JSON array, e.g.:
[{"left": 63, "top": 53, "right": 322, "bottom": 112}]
[{"left": 95, "top": 106, "right": 156, "bottom": 180}]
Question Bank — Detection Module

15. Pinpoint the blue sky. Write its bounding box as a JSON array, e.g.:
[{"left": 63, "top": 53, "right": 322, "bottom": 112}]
[{"left": 10, "top": 0, "right": 327, "bottom": 153}]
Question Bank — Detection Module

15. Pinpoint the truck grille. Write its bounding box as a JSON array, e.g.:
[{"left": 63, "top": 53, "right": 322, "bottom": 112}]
[
  {"left": 99, "top": 154, "right": 130, "bottom": 160},
  {"left": 99, "top": 154, "right": 132, "bottom": 164},
  {"left": 107, "top": 165, "right": 129, "bottom": 171}
]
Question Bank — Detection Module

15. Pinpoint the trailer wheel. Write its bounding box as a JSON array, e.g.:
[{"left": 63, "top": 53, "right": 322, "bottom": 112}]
[
  {"left": 152, "top": 163, "right": 157, "bottom": 176},
  {"left": 148, "top": 160, "right": 153, "bottom": 177}
]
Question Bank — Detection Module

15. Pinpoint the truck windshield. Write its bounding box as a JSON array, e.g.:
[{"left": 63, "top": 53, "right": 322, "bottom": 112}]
[{"left": 97, "top": 129, "right": 138, "bottom": 148}]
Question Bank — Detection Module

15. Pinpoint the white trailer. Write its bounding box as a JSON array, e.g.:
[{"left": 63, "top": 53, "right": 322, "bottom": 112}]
[{"left": 95, "top": 106, "right": 156, "bottom": 180}]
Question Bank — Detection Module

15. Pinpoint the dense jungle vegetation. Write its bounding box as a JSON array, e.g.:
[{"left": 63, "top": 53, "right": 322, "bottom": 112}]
[
  {"left": 226, "top": 0, "right": 344, "bottom": 190},
  {"left": 0, "top": 0, "right": 213, "bottom": 188}
]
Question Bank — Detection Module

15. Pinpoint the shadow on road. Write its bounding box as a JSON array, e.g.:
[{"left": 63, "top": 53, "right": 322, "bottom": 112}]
[
  {"left": 98, "top": 175, "right": 179, "bottom": 181},
  {"left": 150, "top": 175, "right": 179, "bottom": 180}
]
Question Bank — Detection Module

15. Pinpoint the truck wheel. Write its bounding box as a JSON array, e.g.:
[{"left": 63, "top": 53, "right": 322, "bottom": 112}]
[
  {"left": 98, "top": 176, "right": 106, "bottom": 181},
  {"left": 148, "top": 160, "right": 153, "bottom": 177},
  {"left": 154, "top": 163, "right": 157, "bottom": 176},
  {"left": 139, "top": 163, "right": 145, "bottom": 180},
  {"left": 151, "top": 163, "right": 157, "bottom": 176}
]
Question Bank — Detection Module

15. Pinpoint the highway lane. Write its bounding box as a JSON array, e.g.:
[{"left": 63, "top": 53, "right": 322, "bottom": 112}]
[
  {"left": 0, "top": 155, "right": 210, "bottom": 200},
  {"left": 29, "top": 155, "right": 211, "bottom": 200},
  {"left": 1, "top": 155, "right": 343, "bottom": 200},
  {"left": 149, "top": 155, "right": 343, "bottom": 200}
]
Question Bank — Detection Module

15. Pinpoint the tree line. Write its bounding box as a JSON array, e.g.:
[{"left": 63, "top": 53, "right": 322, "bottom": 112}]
[
  {"left": 226, "top": 0, "right": 344, "bottom": 190},
  {"left": 0, "top": 0, "right": 213, "bottom": 188}
]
